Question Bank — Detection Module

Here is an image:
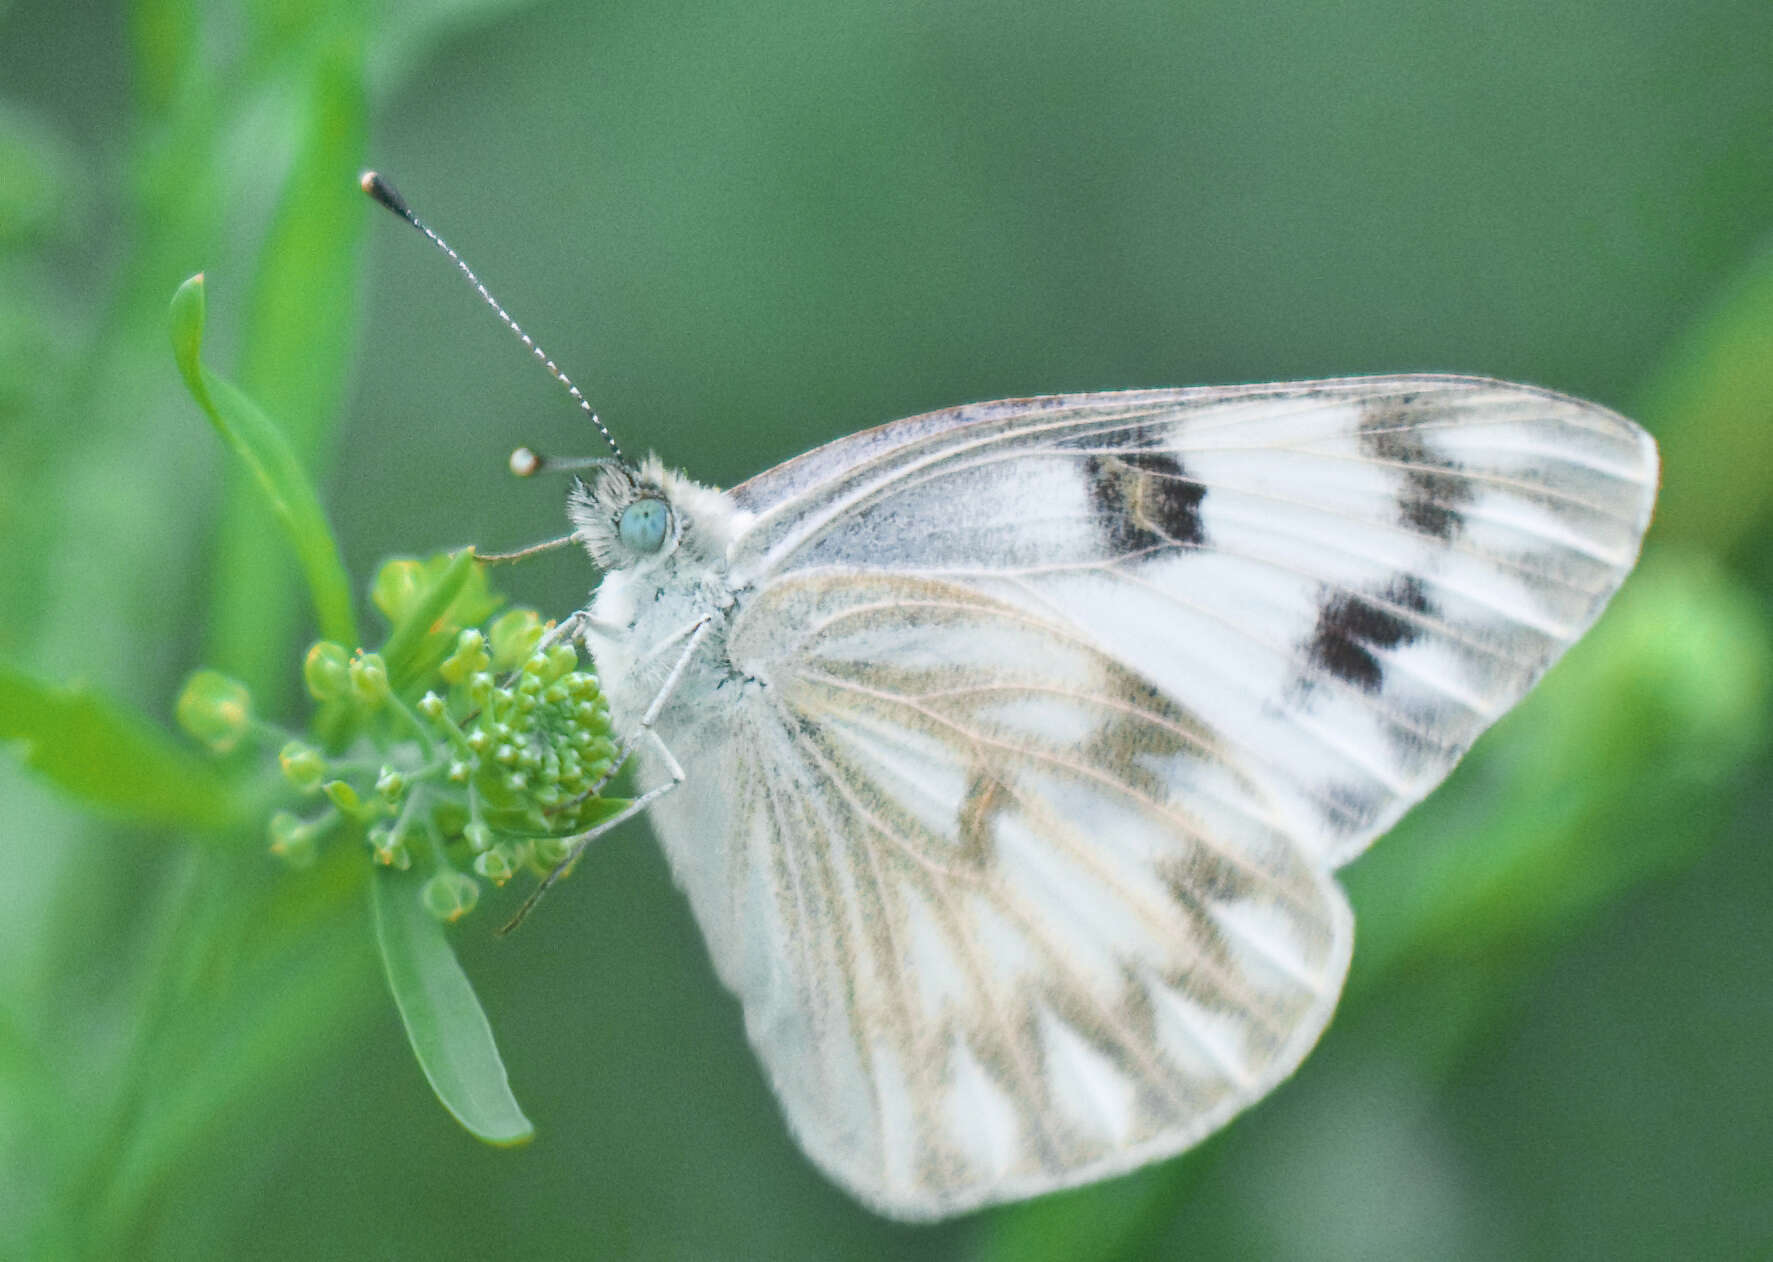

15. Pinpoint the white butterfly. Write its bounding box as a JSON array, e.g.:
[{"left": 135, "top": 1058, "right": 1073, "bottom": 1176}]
[
  {"left": 536, "top": 376, "right": 1657, "bottom": 1219},
  {"left": 360, "top": 167, "right": 1656, "bottom": 1221}
]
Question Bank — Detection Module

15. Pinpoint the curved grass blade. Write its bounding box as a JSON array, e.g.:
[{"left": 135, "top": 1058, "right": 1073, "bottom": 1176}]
[
  {"left": 169, "top": 274, "right": 358, "bottom": 650},
  {"left": 371, "top": 866, "right": 534, "bottom": 1145},
  {"left": 208, "top": 47, "right": 369, "bottom": 700}
]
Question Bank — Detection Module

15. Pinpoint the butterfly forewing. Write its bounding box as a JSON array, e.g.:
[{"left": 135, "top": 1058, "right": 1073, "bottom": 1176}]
[{"left": 631, "top": 375, "right": 1655, "bottom": 1217}]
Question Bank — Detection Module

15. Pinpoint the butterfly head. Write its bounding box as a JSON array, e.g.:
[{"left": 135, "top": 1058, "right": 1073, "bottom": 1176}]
[{"left": 566, "top": 454, "right": 740, "bottom": 574}]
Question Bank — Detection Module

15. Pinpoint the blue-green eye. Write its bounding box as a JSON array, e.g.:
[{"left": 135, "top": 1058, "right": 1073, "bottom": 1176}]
[{"left": 618, "top": 498, "right": 670, "bottom": 553}]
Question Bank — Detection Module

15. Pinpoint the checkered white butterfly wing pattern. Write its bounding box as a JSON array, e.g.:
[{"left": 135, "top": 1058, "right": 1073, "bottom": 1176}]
[{"left": 638, "top": 376, "right": 1657, "bottom": 1219}]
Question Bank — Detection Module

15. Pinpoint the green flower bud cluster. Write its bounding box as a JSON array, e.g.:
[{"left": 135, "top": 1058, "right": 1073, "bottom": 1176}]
[
  {"left": 281, "top": 623, "right": 616, "bottom": 909},
  {"left": 177, "top": 552, "right": 621, "bottom": 924}
]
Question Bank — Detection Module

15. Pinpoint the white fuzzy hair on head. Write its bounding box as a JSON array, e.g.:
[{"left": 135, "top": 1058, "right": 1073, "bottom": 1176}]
[{"left": 566, "top": 455, "right": 741, "bottom": 571}]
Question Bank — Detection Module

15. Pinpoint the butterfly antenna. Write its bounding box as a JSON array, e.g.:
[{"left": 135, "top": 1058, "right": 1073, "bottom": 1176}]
[
  {"left": 508, "top": 446, "right": 620, "bottom": 477},
  {"left": 361, "top": 170, "right": 625, "bottom": 463}
]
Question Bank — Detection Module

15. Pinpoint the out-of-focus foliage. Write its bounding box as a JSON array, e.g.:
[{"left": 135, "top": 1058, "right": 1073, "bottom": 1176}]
[{"left": 1, "top": 0, "right": 1769, "bottom": 1257}]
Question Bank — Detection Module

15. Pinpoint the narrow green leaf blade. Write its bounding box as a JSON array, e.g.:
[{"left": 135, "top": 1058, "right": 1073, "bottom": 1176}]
[
  {"left": 0, "top": 659, "right": 237, "bottom": 830},
  {"left": 169, "top": 274, "right": 358, "bottom": 649},
  {"left": 377, "top": 549, "right": 481, "bottom": 692},
  {"left": 371, "top": 866, "right": 534, "bottom": 1145},
  {"left": 208, "top": 45, "right": 370, "bottom": 702}
]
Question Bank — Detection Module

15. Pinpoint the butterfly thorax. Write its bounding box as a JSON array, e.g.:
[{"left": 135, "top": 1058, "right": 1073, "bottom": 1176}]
[{"left": 571, "top": 455, "right": 755, "bottom": 736}]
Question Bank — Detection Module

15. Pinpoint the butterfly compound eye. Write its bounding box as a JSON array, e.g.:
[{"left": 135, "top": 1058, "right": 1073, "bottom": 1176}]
[{"left": 618, "top": 498, "right": 671, "bottom": 553}]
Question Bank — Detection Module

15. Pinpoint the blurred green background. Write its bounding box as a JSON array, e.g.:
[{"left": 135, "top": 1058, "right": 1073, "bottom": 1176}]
[{"left": 2, "top": 0, "right": 1771, "bottom": 1257}]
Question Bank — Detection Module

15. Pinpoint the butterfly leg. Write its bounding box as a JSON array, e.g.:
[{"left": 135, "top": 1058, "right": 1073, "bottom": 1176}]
[
  {"left": 499, "top": 617, "right": 712, "bottom": 933},
  {"left": 537, "top": 607, "right": 591, "bottom": 652}
]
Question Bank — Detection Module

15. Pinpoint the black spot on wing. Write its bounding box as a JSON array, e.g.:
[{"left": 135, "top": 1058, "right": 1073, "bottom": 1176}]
[
  {"left": 1360, "top": 395, "right": 1473, "bottom": 541},
  {"left": 1084, "top": 448, "right": 1208, "bottom": 555},
  {"left": 1304, "top": 575, "right": 1436, "bottom": 694}
]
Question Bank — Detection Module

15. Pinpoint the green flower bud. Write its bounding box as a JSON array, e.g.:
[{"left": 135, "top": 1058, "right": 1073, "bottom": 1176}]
[
  {"left": 488, "top": 610, "right": 544, "bottom": 670},
  {"left": 323, "top": 779, "right": 364, "bottom": 813},
  {"left": 278, "top": 740, "right": 327, "bottom": 792},
  {"left": 370, "top": 559, "right": 424, "bottom": 623},
  {"left": 349, "top": 653, "right": 389, "bottom": 707},
  {"left": 368, "top": 824, "right": 412, "bottom": 869},
  {"left": 421, "top": 870, "right": 479, "bottom": 923},
  {"left": 175, "top": 670, "right": 253, "bottom": 755},
  {"left": 533, "top": 836, "right": 571, "bottom": 868},
  {"left": 473, "top": 846, "right": 518, "bottom": 884},
  {"left": 303, "top": 641, "right": 352, "bottom": 701},
  {"left": 463, "top": 820, "right": 493, "bottom": 852},
  {"left": 439, "top": 629, "right": 490, "bottom": 685},
  {"left": 268, "top": 811, "right": 319, "bottom": 868},
  {"left": 375, "top": 766, "right": 405, "bottom": 801}
]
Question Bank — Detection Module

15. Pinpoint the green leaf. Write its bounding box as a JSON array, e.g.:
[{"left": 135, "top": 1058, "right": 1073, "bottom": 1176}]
[
  {"left": 1637, "top": 241, "right": 1773, "bottom": 563},
  {"left": 0, "top": 659, "right": 237, "bottom": 830},
  {"left": 371, "top": 866, "right": 534, "bottom": 1145},
  {"left": 169, "top": 273, "right": 358, "bottom": 650},
  {"left": 374, "top": 549, "right": 502, "bottom": 693},
  {"left": 206, "top": 42, "right": 370, "bottom": 704}
]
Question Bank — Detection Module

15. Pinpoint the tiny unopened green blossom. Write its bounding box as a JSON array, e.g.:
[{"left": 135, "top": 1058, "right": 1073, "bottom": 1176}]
[
  {"left": 348, "top": 652, "right": 389, "bottom": 706},
  {"left": 439, "top": 629, "right": 491, "bottom": 685},
  {"left": 267, "top": 810, "right": 320, "bottom": 868},
  {"left": 488, "top": 610, "right": 545, "bottom": 670},
  {"left": 463, "top": 820, "right": 493, "bottom": 852},
  {"left": 533, "top": 836, "right": 571, "bottom": 868},
  {"left": 369, "top": 823, "right": 413, "bottom": 869},
  {"left": 303, "top": 641, "right": 352, "bottom": 700},
  {"left": 421, "top": 870, "right": 480, "bottom": 922},
  {"left": 473, "top": 847, "right": 515, "bottom": 883},
  {"left": 278, "top": 740, "right": 326, "bottom": 792},
  {"left": 371, "top": 558, "right": 426, "bottom": 623},
  {"left": 323, "top": 778, "right": 365, "bottom": 814},
  {"left": 376, "top": 767, "right": 405, "bottom": 801},
  {"left": 176, "top": 669, "right": 254, "bottom": 755}
]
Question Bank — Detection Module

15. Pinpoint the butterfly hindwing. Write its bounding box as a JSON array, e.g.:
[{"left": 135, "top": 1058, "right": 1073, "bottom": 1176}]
[{"left": 647, "top": 569, "right": 1350, "bottom": 1217}]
